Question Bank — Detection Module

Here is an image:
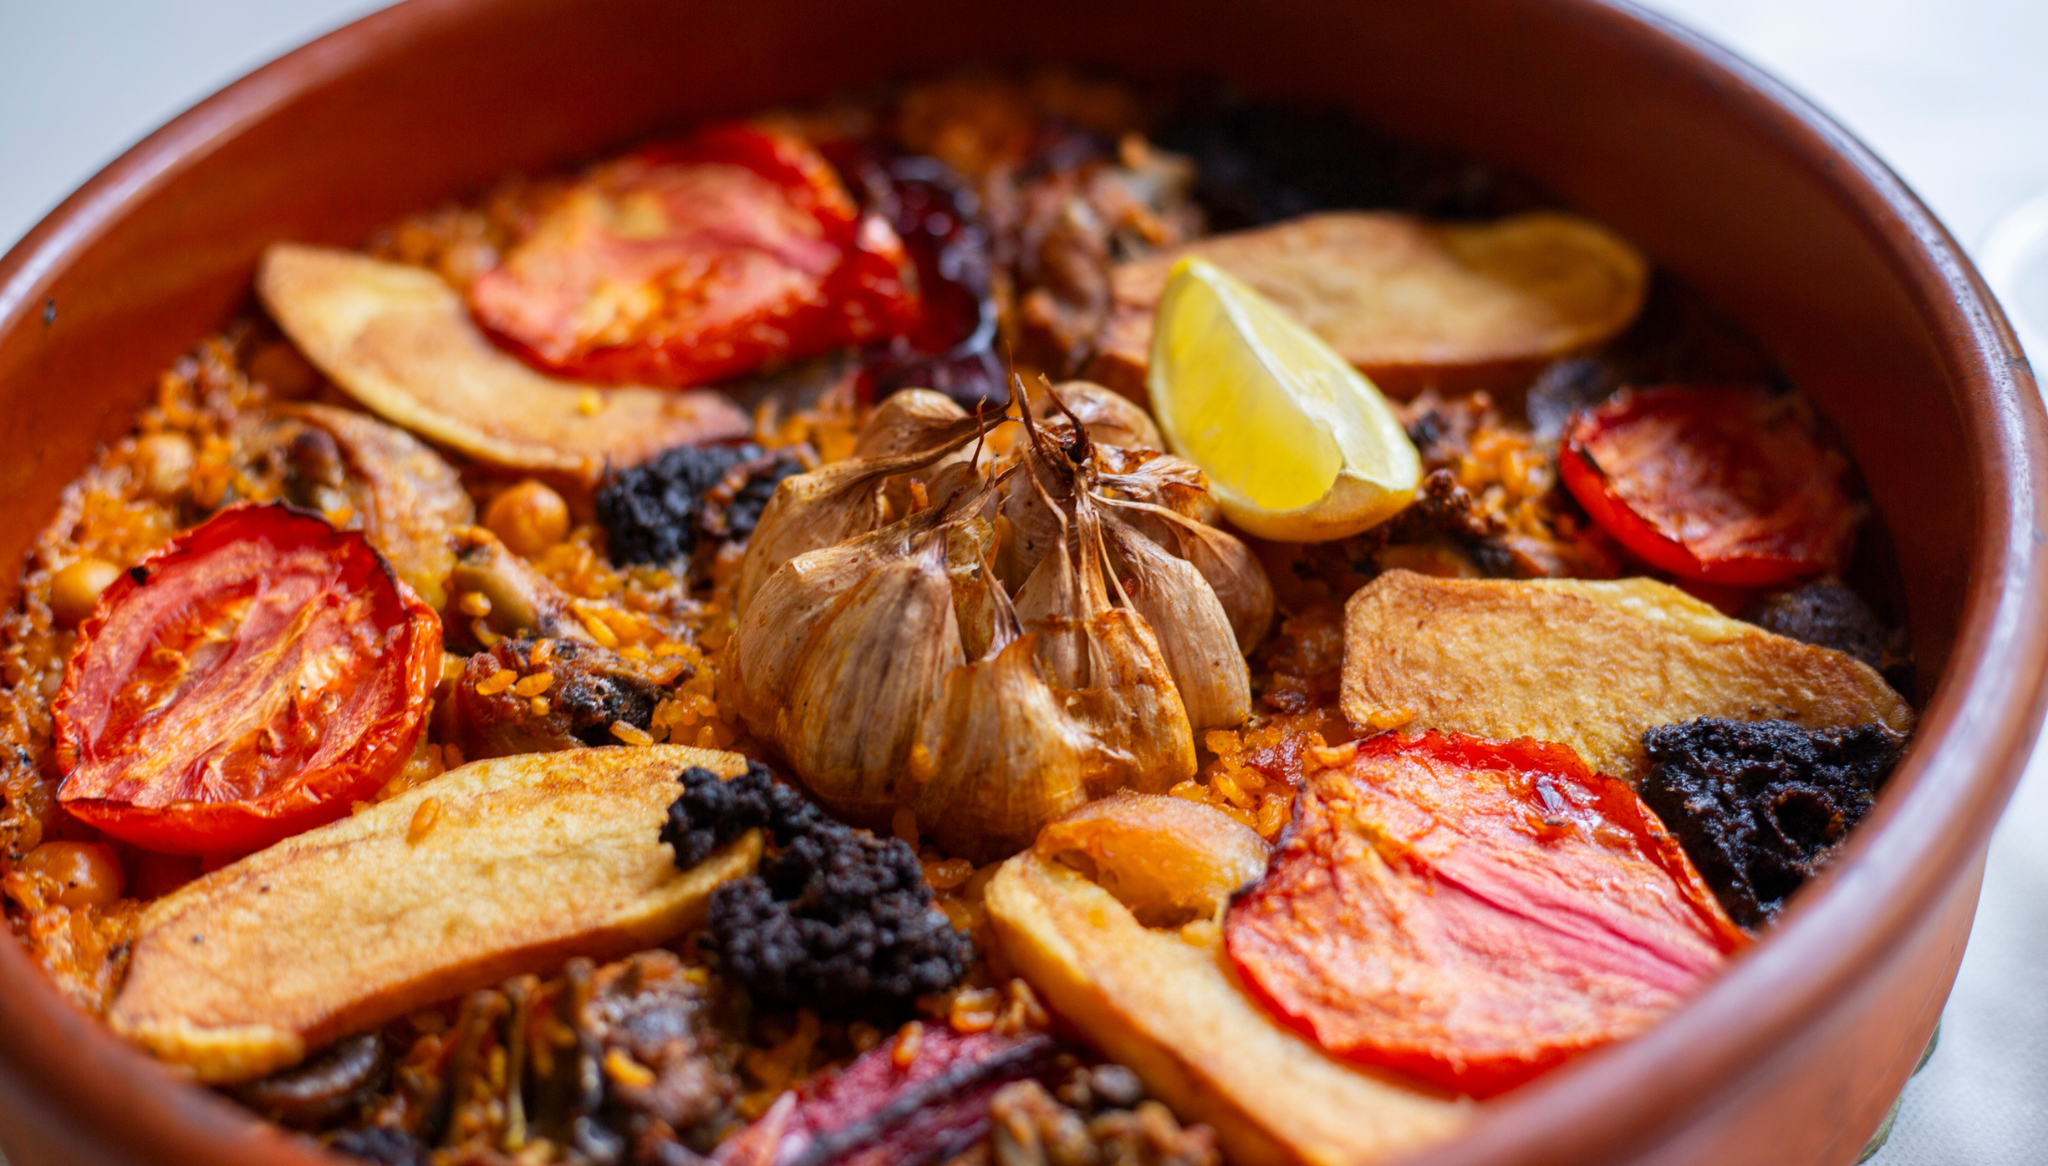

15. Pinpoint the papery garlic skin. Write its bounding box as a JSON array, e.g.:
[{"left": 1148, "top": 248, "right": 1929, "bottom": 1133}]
[
  {"left": 1095, "top": 445, "right": 1222, "bottom": 527},
  {"left": 1032, "top": 380, "right": 1163, "bottom": 451},
  {"left": 734, "top": 410, "right": 995, "bottom": 614},
  {"left": 1012, "top": 502, "right": 1196, "bottom": 796},
  {"left": 1108, "top": 499, "right": 1275, "bottom": 652},
  {"left": 910, "top": 635, "right": 1092, "bottom": 861},
  {"left": 729, "top": 516, "right": 966, "bottom": 826},
  {"left": 852, "top": 388, "right": 972, "bottom": 458},
  {"left": 777, "top": 540, "right": 965, "bottom": 824},
  {"left": 732, "top": 460, "right": 890, "bottom": 616},
  {"left": 1109, "top": 525, "right": 1251, "bottom": 731}
]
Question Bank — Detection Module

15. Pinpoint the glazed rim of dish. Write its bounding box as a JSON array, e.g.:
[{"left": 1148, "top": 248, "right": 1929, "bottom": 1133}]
[{"left": 0, "top": 2, "right": 2041, "bottom": 1164}]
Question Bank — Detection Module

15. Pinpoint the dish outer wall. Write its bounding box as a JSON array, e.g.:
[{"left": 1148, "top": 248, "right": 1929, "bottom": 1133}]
[{"left": 0, "top": 1, "right": 2039, "bottom": 1164}]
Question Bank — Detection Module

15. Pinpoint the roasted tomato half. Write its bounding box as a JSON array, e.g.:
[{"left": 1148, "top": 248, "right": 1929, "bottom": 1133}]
[
  {"left": 1225, "top": 731, "right": 1746, "bottom": 1098},
  {"left": 468, "top": 122, "right": 922, "bottom": 387},
  {"left": 1558, "top": 385, "right": 1857, "bottom": 587},
  {"left": 52, "top": 504, "right": 442, "bottom": 857}
]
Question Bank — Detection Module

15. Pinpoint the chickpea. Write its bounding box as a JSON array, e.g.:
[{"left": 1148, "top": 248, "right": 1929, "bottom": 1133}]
[
  {"left": 18, "top": 841, "right": 125, "bottom": 909},
  {"left": 484, "top": 480, "right": 570, "bottom": 558},
  {"left": 133, "top": 432, "right": 195, "bottom": 500},
  {"left": 49, "top": 557, "right": 122, "bottom": 628}
]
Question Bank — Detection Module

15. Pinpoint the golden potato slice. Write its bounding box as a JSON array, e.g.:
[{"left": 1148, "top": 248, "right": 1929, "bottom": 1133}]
[
  {"left": 1340, "top": 571, "right": 1913, "bottom": 781},
  {"left": 257, "top": 244, "right": 751, "bottom": 484},
  {"left": 108, "top": 745, "right": 760, "bottom": 1084},
  {"left": 987, "top": 797, "right": 1469, "bottom": 1166},
  {"left": 1089, "top": 211, "right": 1648, "bottom": 398}
]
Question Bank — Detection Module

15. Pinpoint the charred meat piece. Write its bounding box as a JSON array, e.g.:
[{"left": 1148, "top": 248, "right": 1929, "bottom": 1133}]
[
  {"left": 1639, "top": 718, "right": 1905, "bottom": 928},
  {"left": 986, "top": 1078, "right": 1220, "bottom": 1166},
  {"left": 1741, "top": 578, "right": 1898, "bottom": 673},
  {"left": 444, "top": 638, "right": 684, "bottom": 760},
  {"left": 1523, "top": 357, "right": 1622, "bottom": 442},
  {"left": 325, "top": 1125, "right": 429, "bottom": 1166},
  {"left": 1381, "top": 469, "right": 1503, "bottom": 543},
  {"left": 717, "top": 1024, "right": 1058, "bottom": 1166},
  {"left": 580, "top": 951, "right": 739, "bottom": 1134},
  {"left": 1157, "top": 101, "right": 1540, "bottom": 230},
  {"left": 234, "top": 1033, "right": 389, "bottom": 1129},
  {"left": 1357, "top": 470, "right": 1525, "bottom": 580},
  {"left": 1010, "top": 143, "right": 1202, "bottom": 377},
  {"left": 256, "top": 404, "right": 478, "bottom": 611},
  {"left": 598, "top": 444, "right": 806, "bottom": 567},
  {"left": 665, "top": 763, "right": 971, "bottom": 1014},
  {"left": 448, "top": 530, "right": 593, "bottom": 644}
]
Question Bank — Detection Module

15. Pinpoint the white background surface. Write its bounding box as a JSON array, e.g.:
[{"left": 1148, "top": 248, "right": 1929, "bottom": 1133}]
[{"left": 2, "top": 1, "right": 2045, "bottom": 1162}]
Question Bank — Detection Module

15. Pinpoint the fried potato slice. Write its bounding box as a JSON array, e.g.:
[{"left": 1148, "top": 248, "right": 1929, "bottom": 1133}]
[
  {"left": 987, "top": 797, "right": 1470, "bottom": 1166},
  {"left": 257, "top": 245, "right": 751, "bottom": 484},
  {"left": 1090, "top": 211, "right": 1648, "bottom": 397},
  {"left": 1340, "top": 571, "right": 1913, "bottom": 781},
  {"left": 108, "top": 745, "right": 760, "bottom": 1084}
]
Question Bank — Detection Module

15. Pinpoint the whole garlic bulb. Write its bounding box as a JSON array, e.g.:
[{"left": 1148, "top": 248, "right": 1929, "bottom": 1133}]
[{"left": 728, "top": 380, "right": 1275, "bottom": 859}]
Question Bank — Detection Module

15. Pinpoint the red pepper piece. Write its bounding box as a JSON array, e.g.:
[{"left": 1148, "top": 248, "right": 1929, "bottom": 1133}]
[
  {"left": 1557, "top": 385, "right": 1857, "bottom": 587},
  {"left": 717, "top": 1026, "right": 1056, "bottom": 1166},
  {"left": 53, "top": 504, "right": 441, "bottom": 857},
  {"left": 469, "top": 123, "right": 921, "bottom": 388},
  {"left": 1225, "top": 731, "right": 1747, "bottom": 1098}
]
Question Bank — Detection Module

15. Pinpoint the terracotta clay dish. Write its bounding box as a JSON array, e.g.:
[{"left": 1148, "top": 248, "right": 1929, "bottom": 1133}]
[{"left": 0, "top": 4, "right": 2041, "bottom": 1166}]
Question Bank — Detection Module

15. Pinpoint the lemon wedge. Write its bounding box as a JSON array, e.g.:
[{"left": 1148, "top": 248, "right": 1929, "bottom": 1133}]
[{"left": 1147, "top": 257, "right": 1421, "bottom": 541}]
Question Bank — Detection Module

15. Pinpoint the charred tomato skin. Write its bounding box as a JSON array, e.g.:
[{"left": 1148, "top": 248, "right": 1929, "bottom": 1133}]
[
  {"left": 1225, "top": 730, "right": 1746, "bottom": 1099},
  {"left": 1558, "top": 386, "right": 1856, "bottom": 588},
  {"left": 467, "top": 122, "right": 922, "bottom": 389},
  {"left": 52, "top": 503, "right": 441, "bottom": 857}
]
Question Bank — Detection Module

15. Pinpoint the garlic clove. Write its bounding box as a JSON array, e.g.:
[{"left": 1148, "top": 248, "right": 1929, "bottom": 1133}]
[
  {"left": 1031, "top": 380, "right": 1164, "bottom": 450},
  {"left": 993, "top": 461, "right": 1068, "bottom": 592},
  {"left": 1057, "top": 607, "right": 1198, "bottom": 796},
  {"left": 911, "top": 635, "right": 1092, "bottom": 862},
  {"left": 1108, "top": 523, "right": 1251, "bottom": 732},
  {"left": 853, "top": 389, "right": 972, "bottom": 458},
  {"left": 769, "top": 537, "right": 966, "bottom": 826},
  {"left": 1094, "top": 446, "right": 1221, "bottom": 527},
  {"left": 734, "top": 462, "right": 889, "bottom": 616},
  {"left": 1013, "top": 501, "right": 1196, "bottom": 795},
  {"left": 1105, "top": 499, "right": 1275, "bottom": 652},
  {"left": 854, "top": 389, "right": 983, "bottom": 519},
  {"left": 944, "top": 518, "right": 1003, "bottom": 663},
  {"left": 727, "top": 521, "right": 924, "bottom": 736},
  {"left": 734, "top": 412, "right": 997, "bottom": 615}
]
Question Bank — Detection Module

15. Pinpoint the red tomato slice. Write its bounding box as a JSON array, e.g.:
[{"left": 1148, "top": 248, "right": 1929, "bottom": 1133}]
[
  {"left": 1225, "top": 731, "right": 1747, "bottom": 1098},
  {"left": 1558, "top": 386, "right": 1857, "bottom": 587},
  {"left": 468, "top": 122, "right": 922, "bottom": 387},
  {"left": 52, "top": 504, "right": 441, "bottom": 857}
]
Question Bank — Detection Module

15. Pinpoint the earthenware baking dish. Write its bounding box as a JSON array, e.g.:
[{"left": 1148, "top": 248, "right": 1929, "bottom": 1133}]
[{"left": 0, "top": 0, "right": 2040, "bottom": 1163}]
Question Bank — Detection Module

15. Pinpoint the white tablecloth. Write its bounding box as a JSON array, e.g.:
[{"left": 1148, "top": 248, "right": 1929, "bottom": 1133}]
[{"left": 3, "top": 1, "right": 2045, "bottom": 1162}]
